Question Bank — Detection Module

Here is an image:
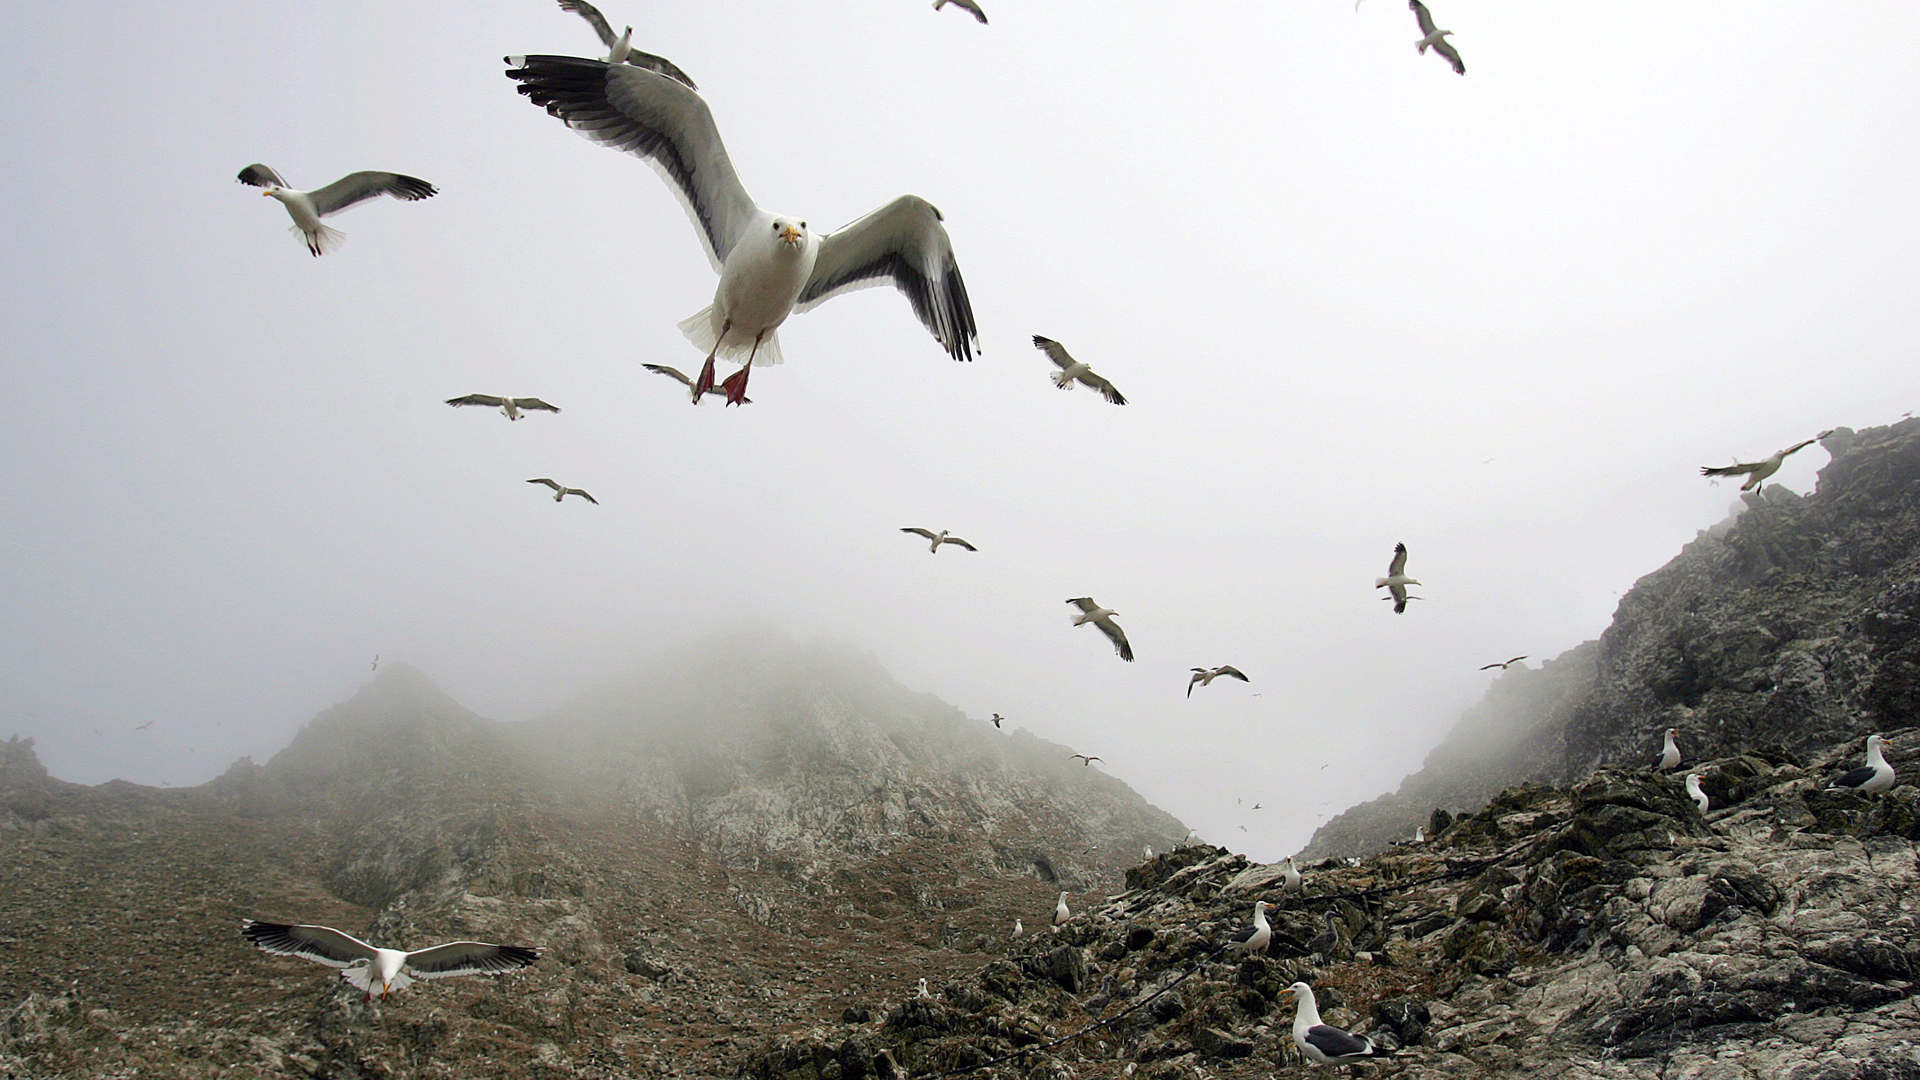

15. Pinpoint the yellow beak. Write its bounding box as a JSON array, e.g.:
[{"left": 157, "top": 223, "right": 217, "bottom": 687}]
[{"left": 780, "top": 225, "right": 802, "bottom": 243}]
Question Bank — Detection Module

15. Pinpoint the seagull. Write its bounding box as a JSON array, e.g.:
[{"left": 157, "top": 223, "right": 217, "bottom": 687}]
[
  {"left": 1052, "top": 892, "right": 1071, "bottom": 927},
  {"left": 445, "top": 395, "right": 560, "bottom": 421},
  {"left": 1684, "top": 773, "right": 1710, "bottom": 813},
  {"left": 641, "top": 363, "right": 746, "bottom": 404},
  {"left": 241, "top": 921, "right": 537, "bottom": 1002},
  {"left": 1012, "top": 918, "right": 1023, "bottom": 938},
  {"left": 1281, "top": 857, "right": 1302, "bottom": 895},
  {"left": 506, "top": 56, "right": 978, "bottom": 407},
  {"left": 900, "top": 528, "right": 977, "bottom": 553},
  {"left": 134, "top": 721, "right": 154, "bottom": 731},
  {"left": 1375, "top": 542, "right": 1422, "bottom": 614},
  {"left": 989, "top": 713, "right": 1004, "bottom": 728},
  {"left": 1078, "top": 974, "right": 1116, "bottom": 1018},
  {"left": 1306, "top": 910, "right": 1343, "bottom": 962},
  {"left": 1251, "top": 803, "right": 1263, "bottom": 811},
  {"left": 1187, "top": 665, "right": 1249, "bottom": 698},
  {"left": 1143, "top": 845, "right": 1154, "bottom": 859},
  {"left": 933, "top": 0, "right": 989, "bottom": 24},
  {"left": 555, "top": 0, "right": 698, "bottom": 89},
  {"left": 1479, "top": 655, "right": 1528, "bottom": 671},
  {"left": 1224, "top": 901, "right": 1273, "bottom": 957},
  {"left": 1828, "top": 734, "right": 1896, "bottom": 794},
  {"left": 1409, "top": 0, "right": 1465, "bottom": 75},
  {"left": 526, "top": 478, "right": 599, "bottom": 504},
  {"left": 915, "top": 978, "right": 933, "bottom": 1000},
  {"left": 371, "top": 655, "right": 379, "bottom": 672},
  {"left": 1412, "top": 826, "right": 1426, "bottom": 843},
  {"left": 1067, "top": 598, "right": 1133, "bottom": 661},
  {"left": 236, "top": 165, "right": 436, "bottom": 257},
  {"left": 1031, "top": 337, "right": 1127, "bottom": 405},
  {"left": 1701, "top": 436, "right": 1825, "bottom": 492},
  {"left": 1281, "top": 983, "right": 1392, "bottom": 1067},
  {"left": 1070, "top": 754, "right": 1103, "bottom": 767},
  {"left": 1657, "top": 728, "right": 1682, "bottom": 771}
]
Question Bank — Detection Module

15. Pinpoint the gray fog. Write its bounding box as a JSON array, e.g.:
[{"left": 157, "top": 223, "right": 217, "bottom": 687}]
[{"left": 2, "top": 1, "right": 1914, "bottom": 859}]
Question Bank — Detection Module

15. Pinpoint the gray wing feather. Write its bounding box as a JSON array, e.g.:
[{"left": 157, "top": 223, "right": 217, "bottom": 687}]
[
  {"left": 237, "top": 163, "right": 290, "bottom": 189},
  {"left": 1077, "top": 370, "right": 1127, "bottom": 405},
  {"left": 447, "top": 395, "right": 507, "bottom": 408},
  {"left": 403, "top": 941, "right": 540, "bottom": 979},
  {"left": 643, "top": 363, "right": 694, "bottom": 386},
  {"left": 557, "top": 0, "right": 617, "bottom": 45},
  {"left": 1387, "top": 542, "right": 1408, "bottom": 577},
  {"left": 510, "top": 398, "right": 561, "bottom": 412},
  {"left": 307, "top": 172, "right": 438, "bottom": 217},
  {"left": 1067, "top": 597, "right": 1099, "bottom": 614},
  {"left": 1032, "top": 335, "right": 1077, "bottom": 372},
  {"left": 797, "top": 196, "right": 978, "bottom": 362},
  {"left": 1410, "top": 0, "right": 1438, "bottom": 37},
  {"left": 1096, "top": 617, "right": 1134, "bottom": 662},
  {"left": 241, "top": 921, "right": 378, "bottom": 968},
  {"left": 1433, "top": 37, "right": 1465, "bottom": 74},
  {"left": 1305, "top": 1025, "right": 1375, "bottom": 1059},
  {"left": 902, "top": 528, "right": 939, "bottom": 540},
  {"left": 1215, "top": 666, "right": 1248, "bottom": 682},
  {"left": 506, "top": 56, "right": 756, "bottom": 270},
  {"left": 528, "top": 478, "right": 563, "bottom": 490}
]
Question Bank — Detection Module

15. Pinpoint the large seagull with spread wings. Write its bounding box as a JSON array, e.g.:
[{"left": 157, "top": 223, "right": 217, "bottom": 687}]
[
  {"left": 506, "top": 55, "right": 978, "bottom": 405},
  {"left": 241, "top": 920, "right": 538, "bottom": 1001}
]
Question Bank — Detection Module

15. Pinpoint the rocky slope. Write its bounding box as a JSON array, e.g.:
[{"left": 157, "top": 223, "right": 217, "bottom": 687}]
[
  {"left": 744, "top": 726, "right": 1920, "bottom": 1080},
  {"left": 1307, "top": 420, "right": 1920, "bottom": 858},
  {"left": 0, "top": 635, "right": 1183, "bottom": 1079}
]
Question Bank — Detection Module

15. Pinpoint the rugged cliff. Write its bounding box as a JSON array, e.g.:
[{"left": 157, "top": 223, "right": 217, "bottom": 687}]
[{"left": 1306, "top": 420, "right": 1920, "bottom": 858}]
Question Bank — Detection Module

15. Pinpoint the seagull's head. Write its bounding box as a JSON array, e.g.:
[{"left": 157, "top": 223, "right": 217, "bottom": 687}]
[{"left": 773, "top": 218, "right": 808, "bottom": 248}]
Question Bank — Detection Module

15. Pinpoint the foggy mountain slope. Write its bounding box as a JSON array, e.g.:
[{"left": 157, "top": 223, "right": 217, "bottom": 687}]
[
  {"left": 519, "top": 630, "right": 1188, "bottom": 876},
  {"left": 1305, "top": 419, "right": 1920, "bottom": 857}
]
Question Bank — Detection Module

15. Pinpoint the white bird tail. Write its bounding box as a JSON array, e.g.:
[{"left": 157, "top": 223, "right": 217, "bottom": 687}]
[
  {"left": 677, "top": 305, "right": 785, "bottom": 366},
  {"left": 1051, "top": 371, "right": 1074, "bottom": 389},
  {"left": 296, "top": 223, "right": 345, "bottom": 257}
]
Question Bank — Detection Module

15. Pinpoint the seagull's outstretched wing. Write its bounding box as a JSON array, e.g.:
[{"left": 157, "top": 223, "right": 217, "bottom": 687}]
[
  {"left": 507, "top": 55, "right": 759, "bottom": 271},
  {"left": 797, "top": 196, "right": 978, "bottom": 362},
  {"left": 402, "top": 941, "right": 540, "bottom": 979},
  {"left": 306, "top": 173, "right": 438, "bottom": 217},
  {"left": 1410, "top": 0, "right": 1438, "bottom": 38},
  {"left": 1095, "top": 618, "right": 1134, "bottom": 662},
  {"left": 510, "top": 397, "right": 561, "bottom": 413},
  {"left": 569, "top": 488, "right": 599, "bottom": 504},
  {"left": 1214, "top": 665, "right": 1249, "bottom": 682},
  {"left": 556, "top": 0, "right": 698, "bottom": 89},
  {"left": 1432, "top": 37, "right": 1465, "bottom": 74},
  {"left": 242, "top": 921, "right": 379, "bottom": 968},
  {"left": 1701, "top": 461, "right": 1761, "bottom": 477},
  {"left": 237, "top": 163, "right": 290, "bottom": 189},
  {"left": 936, "top": 0, "right": 989, "bottom": 24},
  {"left": 901, "top": 528, "right": 939, "bottom": 540},
  {"left": 528, "top": 478, "right": 564, "bottom": 492},
  {"left": 945, "top": 537, "right": 978, "bottom": 551},
  {"left": 1076, "top": 370, "right": 1127, "bottom": 405},
  {"left": 642, "top": 363, "right": 694, "bottom": 387},
  {"left": 447, "top": 394, "right": 507, "bottom": 409},
  {"left": 1386, "top": 542, "right": 1408, "bottom": 577}
]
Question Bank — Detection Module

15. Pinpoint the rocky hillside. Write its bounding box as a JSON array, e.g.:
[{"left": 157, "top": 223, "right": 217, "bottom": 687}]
[
  {"left": 0, "top": 635, "right": 1183, "bottom": 1079},
  {"left": 1307, "top": 420, "right": 1920, "bottom": 858},
  {"left": 743, "top": 726, "right": 1920, "bottom": 1080}
]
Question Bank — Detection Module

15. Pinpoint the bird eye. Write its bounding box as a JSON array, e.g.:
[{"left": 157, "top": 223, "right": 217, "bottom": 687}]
[{"left": 800, "top": 221, "right": 807, "bottom": 229}]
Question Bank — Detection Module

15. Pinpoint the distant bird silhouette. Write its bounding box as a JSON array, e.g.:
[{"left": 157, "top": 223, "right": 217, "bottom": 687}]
[
  {"left": 900, "top": 528, "right": 977, "bottom": 553},
  {"left": 1375, "top": 542, "right": 1422, "bottom": 614},
  {"left": 1479, "top": 655, "right": 1528, "bottom": 670},
  {"left": 1701, "top": 433, "right": 1830, "bottom": 492},
  {"left": 1828, "top": 734, "right": 1895, "bottom": 793},
  {"left": 445, "top": 394, "right": 560, "bottom": 421},
  {"left": 1187, "top": 665, "right": 1249, "bottom": 698},
  {"left": 642, "top": 363, "right": 745, "bottom": 404},
  {"left": 1032, "top": 336, "right": 1128, "bottom": 404},
  {"left": 1067, "top": 597, "right": 1133, "bottom": 661},
  {"left": 1409, "top": 0, "right": 1464, "bottom": 75},
  {"left": 371, "top": 655, "right": 379, "bottom": 672},
  {"left": 933, "top": 0, "right": 988, "bottom": 24},
  {"left": 989, "top": 713, "right": 1004, "bottom": 728},
  {"left": 134, "top": 722, "right": 154, "bottom": 731},
  {"left": 1071, "top": 754, "right": 1103, "bottom": 767},
  {"left": 527, "top": 478, "right": 598, "bottom": 504}
]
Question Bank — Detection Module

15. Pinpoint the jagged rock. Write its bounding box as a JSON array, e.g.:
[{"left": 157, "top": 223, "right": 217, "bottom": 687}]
[{"left": 1189, "top": 1025, "right": 1253, "bottom": 1058}]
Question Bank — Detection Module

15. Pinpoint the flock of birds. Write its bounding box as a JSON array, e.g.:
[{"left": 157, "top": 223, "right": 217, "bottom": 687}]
[
  {"left": 1661, "top": 727, "right": 1897, "bottom": 815},
  {"left": 219, "top": 2, "right": 1879, "bottom": 1071}
]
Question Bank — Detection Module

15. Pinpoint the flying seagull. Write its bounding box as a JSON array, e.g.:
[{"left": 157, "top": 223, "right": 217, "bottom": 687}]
[
  {"left": 989, "top": 713, "right": 1004, "bottom": 728},
  {"left": 134, "top": 721, "right": 154, "bottom": 731},
  {"left": 1282, "top": 982, "right": 1392, "bottom": 1067},
  {"left": 1032, "top": 337, "right": 1127, "bottom": 405},
  {"left": 1052, "top": 892, "right": 1071, "bottom": 926},
  {"left": 445, "top": 394, "right": 560, "bottom": 421},
  {"left": 1701, "top": 434, "right": 1829, "bottom": 492},
  {"left": 1187, "top": 665, "right": 1249, "bottom": 698},
  {"left": 371, "top": 655, "right": 379, "bottom": 672},
  {"left": 900, "top": 528, "right": 977, "bottom": 553},
  {"left": 526, "top": 478, "right": 599, "bottom": 504},
  {"left": 1684, "top": 773, "right": 1710, "bottom": 813},
  {"left": 1375, "top": 542, "right": 1422, "bottom": 614},
  {"left": 642, "top": 363, "right": 746, "bottom": 404},
  {"left": 1657, "top": 728, "right": 1682, "bottom": 771},
  {"left": 933, "top": 0, "right": 988, "bottom": 24},
  {"left": 1070, "top": 754, "right": 1103, "bottom": 767},
  {"left": 1067, "top": 597, "right": 1133, "bottom": 661},
  {"left": 241, "top": 920, "right": 538, "bottom": 1002},
  {"left": 555, "top": 0, "right": 697, "bottom": 89},
  {"left": 1410, "top": 0, "right": 1465, "bottom": 75},
  {"left": 1479, "top": 655, "right": 1528, "bottom": 671},
  {"left": 1828, "top": 733, "right": 1895, "bottom": 794},
  {"left": 1224, "top": 901, "right": 1273, "bottom": 957},
  {"left": 506, "top": 56, "right": 978, "bottom": 406},
  {"left": 237, "top": 164, "right": 436, "bottom": 257}
]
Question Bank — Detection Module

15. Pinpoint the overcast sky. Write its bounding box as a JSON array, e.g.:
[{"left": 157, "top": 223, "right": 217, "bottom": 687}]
[{"left": 2, "top": 1, "right": 1914, "bottom": 859}]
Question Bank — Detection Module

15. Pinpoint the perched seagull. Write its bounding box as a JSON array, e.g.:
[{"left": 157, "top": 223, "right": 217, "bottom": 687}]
[
  {"left": 445, "top": 394, "right": 560, "bottom": 421},
  {"left": 1032, "top": 337, "right": 1127, "bottom": 405},
  {"left": 1067, "top": 598, "right": 1133, "bottom": 661},
  {"left": 1701, "top": 436, "right": 1825, "bottom": 492},
  {"left": 1187, "top": 665, "right": 1250, "bottom": 698},
  {"left": 989, "top": 713, "right": 1004, "bottom": 729},
  {"left": 1012, "top": 918, "right": 1023, "bottom": 938},
  {"left": 1480, "top": 655, "right": 1528, "bottom": 671},
  {"left": 1052, "top": 892, "right": 1072, "bottom": 927},
  {"left": 1078, "top": 974, "right": 1116, "bottom": 1018},
  {"left": 526, "top": 478, "right": 599, "bottom": 504},
  {"left": 1281, "top": 983, "right": 1392, "bottom": 1067},
  {"left": 1684, "top": 773, "right": 1710, "bottom": 813},
  {"left": 1375, "top": 542, "right": 1422, "bottom": 614},
  {"left": 555, "top": 0, "right": 698, "bottom": 89},
  {"left": 915, "top": 978, "right": 933, "bottom": 1000},
  {"left": 1281, "top": 857, "right": 1302, "bottom": 895},
  {"left": 900, "top": 528, "right": 977, "bottom": 553},
  {"left": 1306, "top": 911, "right": 1343, "bottom": 962},
  {"left": 240, "top": 921, "right": 537, "bottom": 1002},
  {"left": 1409, "top": 0, "right": 1465, "bottom": 75},
  {"left": 1657, "top": 728, "right": 1682, "bottom": 771},
  {"left": 1828, "top": 734, "right": 1896, "bottom": 794},
  {"left": 1143, "top": 845, "right": 1154, "bottom": 859},
  {"left": 1071, "top": 754, "right": 1104, "bottom": 767},
  {"left": 236, "top": 164, "right": 436, "bottom": 257},
  {"left": 933, "top": 0, "right": 989, "bottom": 24},
  {"left": 641, "top": 363, "right": 745, "bottom": 404},
  {"left": 506, "top": 56, "right": 978, "bottom": 406},
  {"left": 1224, "top": 901, "right": 1273, "bottom": 957},
  {"left": 1412, "top": 826, "right": 1426, "bottom": 843}
]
